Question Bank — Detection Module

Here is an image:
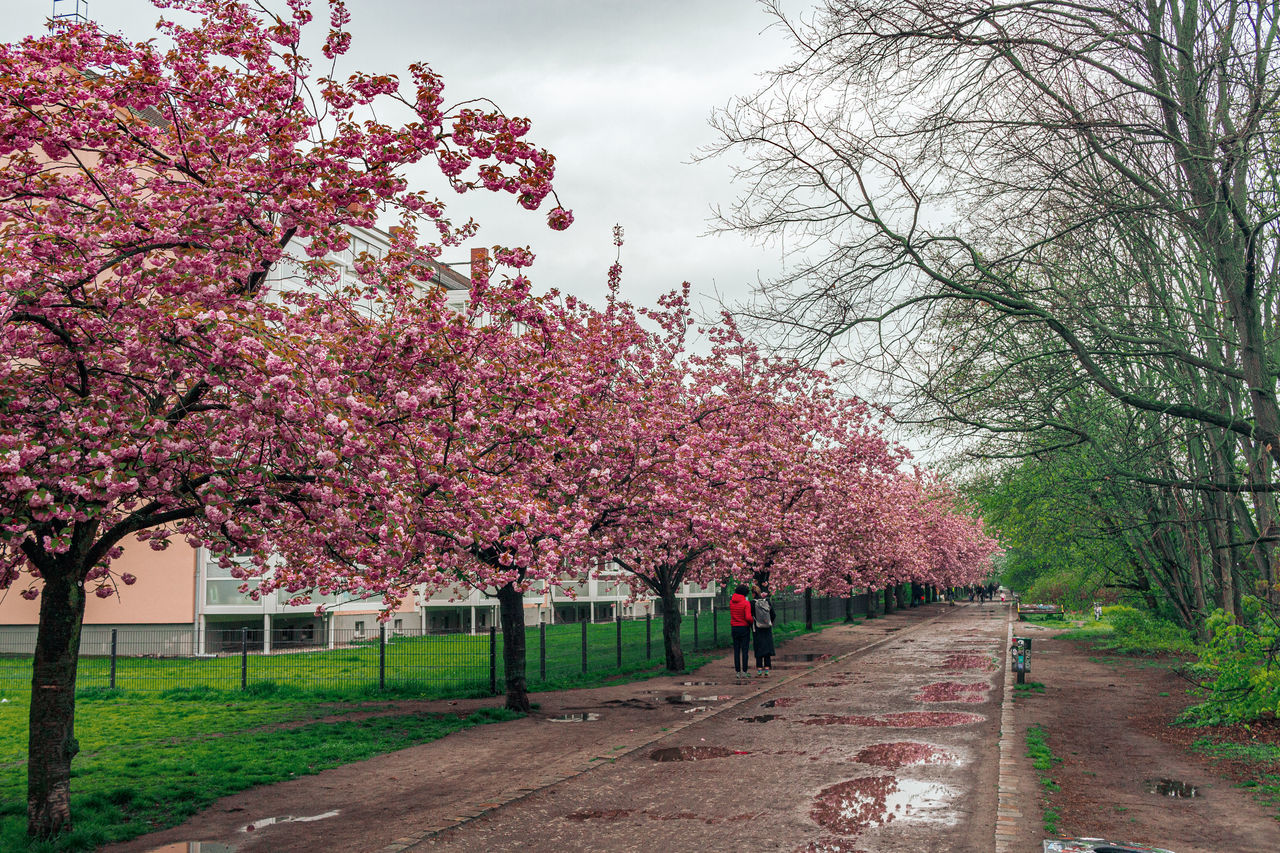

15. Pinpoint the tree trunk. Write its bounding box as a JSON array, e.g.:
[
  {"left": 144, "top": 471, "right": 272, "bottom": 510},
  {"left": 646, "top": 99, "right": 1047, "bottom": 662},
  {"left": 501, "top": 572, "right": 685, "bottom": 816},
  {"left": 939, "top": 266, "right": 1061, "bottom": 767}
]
[
  {"left": 804, "top": 588, "right": 813, "bottom": 631},
  {"left": 865, "top": 588, "right": 877, "bottom": 619},
  {"left": 27, "top": 565, "right": 87, "bottom": 838},
  {"left": 495, "top": 582, "right": 529, "bottom": 713},
  {"left": 884, "top": 586, "right": 895, "bottom": 614},
  {"left": 659, "top": 584, "right": 684, "bottom": 671},
  {"left": 844, "top": 585, "right": 856, "bottom": 623}
]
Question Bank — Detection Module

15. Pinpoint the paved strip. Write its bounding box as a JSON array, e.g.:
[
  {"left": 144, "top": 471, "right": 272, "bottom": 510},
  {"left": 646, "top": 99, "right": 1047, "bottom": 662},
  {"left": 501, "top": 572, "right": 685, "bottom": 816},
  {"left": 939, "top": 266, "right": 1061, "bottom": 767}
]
[
  {"left": 403, "top": 604, "right": 1008, "bottom": 852},
  {"left": 383, "top": 611, "right": 954, "bottom": 853}
]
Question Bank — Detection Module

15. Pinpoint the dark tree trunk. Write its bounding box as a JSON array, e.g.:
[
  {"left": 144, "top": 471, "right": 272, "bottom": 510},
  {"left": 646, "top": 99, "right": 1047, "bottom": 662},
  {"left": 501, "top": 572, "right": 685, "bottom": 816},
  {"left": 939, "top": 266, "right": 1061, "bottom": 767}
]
[
  {"left": 884, "top": 586, "right": 895, "bottom": 614},
  {"left": 495, "top": 582, "right": 529, "bottom": 713},
  {"left": 27, "top": 564, "right": 86, "bottom": 838},
  {"left": 865, "top": 588, "right": 877, "bottom": 619},
  {"left": 804, "top": 588, "right": 813, "bottom": 631},
  {"left": 844, "top": 590, "right": 856, "bottom": 623},
  {"left": 659, "top": 583, "right": 684, "bottom": 671}
]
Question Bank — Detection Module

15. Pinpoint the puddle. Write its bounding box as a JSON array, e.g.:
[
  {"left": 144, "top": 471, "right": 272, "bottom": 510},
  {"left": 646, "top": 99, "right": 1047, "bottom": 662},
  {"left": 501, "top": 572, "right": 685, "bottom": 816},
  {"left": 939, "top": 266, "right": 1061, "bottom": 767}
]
[
  {"left": 802, "top": 711, "right": 984, "bottom": 728},
  {"left": 810, "top": 776, "right": 955, "bottom": 837},
  {"left": 779, "top": 653, "right": 830, "bottom": 662},
  {"left": 682, "top": 706, "right": 710, "bottom": 713},
  {"left": 804, "top": 680, "right": 851, "bottom": 688},
  {"left": 1145, "top": 778, "right": 1199, "bottom": 797},
  {"left": 566, "top": 808, "right": 634, "bottom": 821},
  {"left": 739, "top": 714, "right": 781, "bottom": 723},
  {"left": 649, "top": 745, "right": 743, "bottom": 761},
  {"left": 853, "top": 742, "right": 955, "bottom": 768},
  {"left": 914, "top": 681, "right": 988, "bottom": 703},
  {"left": 695, "top": 695, "right": 733, "bottom": 701},
  {"left": 242, "top": 811, "right": 339, "bottom": 832},
  {"left": 548, "top": 713, "right": 600, "bottom": 722},
  {"left": 761, "top": 697, "right": 803, "bottom": 708},
  {"left": 680, "top": 681, "right": 718, "bottom": 686},
  {"left": 145, "top": 845, "right": 237, "bottom": 853},
  {"left": 665, "top": 694, "right": 695, "bottom": 704}
]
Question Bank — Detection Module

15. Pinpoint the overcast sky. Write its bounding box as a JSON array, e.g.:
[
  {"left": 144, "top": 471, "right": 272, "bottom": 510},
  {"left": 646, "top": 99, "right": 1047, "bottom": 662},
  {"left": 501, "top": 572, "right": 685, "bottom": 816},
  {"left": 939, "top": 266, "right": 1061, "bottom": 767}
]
[{"left": 2, "top": 0, "right": 802, "bottom": 314}]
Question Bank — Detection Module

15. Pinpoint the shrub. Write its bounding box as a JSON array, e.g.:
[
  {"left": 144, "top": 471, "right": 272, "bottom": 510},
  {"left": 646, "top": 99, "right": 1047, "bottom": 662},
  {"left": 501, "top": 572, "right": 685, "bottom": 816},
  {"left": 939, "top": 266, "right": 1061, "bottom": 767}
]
[
  {"left": 1184, "top": 600, "right": 1280, "bottom": 725},
  {"left": 1105, "top": 606, "right": 1196, "bottom": 655}
]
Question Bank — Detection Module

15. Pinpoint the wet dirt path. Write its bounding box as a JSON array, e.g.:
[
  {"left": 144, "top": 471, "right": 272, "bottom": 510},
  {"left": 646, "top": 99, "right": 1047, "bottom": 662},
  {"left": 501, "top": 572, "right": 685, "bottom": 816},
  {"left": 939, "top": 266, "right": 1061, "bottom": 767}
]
[
  {"left": 105, "top": 603, "right": 1009, "bottom": 853},
  {"left": 411, "top": 604, "right": 1009, "bottom": 853}
]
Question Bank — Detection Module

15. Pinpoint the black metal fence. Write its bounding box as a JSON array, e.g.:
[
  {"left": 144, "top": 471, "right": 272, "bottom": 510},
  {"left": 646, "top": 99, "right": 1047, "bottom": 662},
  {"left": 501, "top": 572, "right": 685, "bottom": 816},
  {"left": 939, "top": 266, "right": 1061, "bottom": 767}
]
[{"left": 0, "top": 592, "right": 869, "bottom": 698}]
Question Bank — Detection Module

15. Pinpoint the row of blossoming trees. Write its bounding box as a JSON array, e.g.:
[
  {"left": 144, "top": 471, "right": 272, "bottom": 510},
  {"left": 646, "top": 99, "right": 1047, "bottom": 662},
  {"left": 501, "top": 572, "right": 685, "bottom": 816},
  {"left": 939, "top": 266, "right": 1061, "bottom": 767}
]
[{"left": 0, "top": 0, "right": 996, "bottom": 838}]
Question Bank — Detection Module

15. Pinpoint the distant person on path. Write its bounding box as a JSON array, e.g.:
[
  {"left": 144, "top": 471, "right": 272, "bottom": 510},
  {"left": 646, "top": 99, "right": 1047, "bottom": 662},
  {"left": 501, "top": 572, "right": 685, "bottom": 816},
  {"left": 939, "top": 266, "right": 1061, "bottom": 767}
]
[
  {"left": 729, "top": 584, "right": 753, "bottom": 680},
  {"left": 1094, "top": 601, "right": 1103, "bottom": 620},
  {"left": 751, "top": 584, "right": 775, "bottom": 677}
]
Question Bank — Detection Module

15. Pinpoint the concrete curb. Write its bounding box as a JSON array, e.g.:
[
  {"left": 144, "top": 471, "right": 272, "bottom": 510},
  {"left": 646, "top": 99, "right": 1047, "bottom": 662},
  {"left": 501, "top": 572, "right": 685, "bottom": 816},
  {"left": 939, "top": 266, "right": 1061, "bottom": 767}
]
[{"left": 995, "top": 614, "right": 1024, "bottom": 853}]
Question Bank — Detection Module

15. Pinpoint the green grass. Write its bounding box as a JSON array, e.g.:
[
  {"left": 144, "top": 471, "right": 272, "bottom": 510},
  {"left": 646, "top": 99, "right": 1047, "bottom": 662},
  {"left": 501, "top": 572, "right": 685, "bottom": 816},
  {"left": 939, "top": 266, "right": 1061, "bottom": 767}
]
[
  {"left": 1026, "top": 723, "right": 1064, "bottom": 833},
  {"left": 0, "top": 691, "right": 520, "bottom": 852},
  {"left": 1190, "top": 736, "right": 1280, "bottom": 818},
  {"left": 1014, "top": 681, "right": 1046, "bottom": 693}
]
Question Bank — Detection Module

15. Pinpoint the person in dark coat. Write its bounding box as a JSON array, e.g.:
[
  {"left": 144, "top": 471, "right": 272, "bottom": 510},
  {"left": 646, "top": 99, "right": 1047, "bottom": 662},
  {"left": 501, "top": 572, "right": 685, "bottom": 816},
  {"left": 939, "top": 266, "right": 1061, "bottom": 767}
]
[
  {"left": 729, "top": 584, "right": 753, "bottom": 679},
  {"left": 751, "top": 583, "right": 776, "bottom": 676}
]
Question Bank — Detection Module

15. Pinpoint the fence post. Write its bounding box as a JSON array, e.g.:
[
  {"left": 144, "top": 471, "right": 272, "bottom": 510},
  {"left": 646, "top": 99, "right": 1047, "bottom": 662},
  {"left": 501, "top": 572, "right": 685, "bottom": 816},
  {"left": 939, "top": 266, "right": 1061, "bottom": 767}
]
[
  {"left": 540, "top": 622, "right": 547, "bottom": 682},
  {"left": 379, "top": 623, "right": 387, "bottom": 691},
  {"left": 692, "top": 609, "right": 699, "bottom": 651},
  {"left": 616, "top": 612, "right": 622, "bottom": 668},
  {"left": 240, "top": 626, "right": 248, "bottom": 690},
  {"left": 489, "top": 626, "right": 498, "bottom": 695},
  {"left": 646, "top": 613, "right": 652, "bottom": 660},
  {"left": 580, "top": 619, "right": 588, "bottom": 674},
  {"left": 109, "top": 628, "right": 117, "bottom": 690}
]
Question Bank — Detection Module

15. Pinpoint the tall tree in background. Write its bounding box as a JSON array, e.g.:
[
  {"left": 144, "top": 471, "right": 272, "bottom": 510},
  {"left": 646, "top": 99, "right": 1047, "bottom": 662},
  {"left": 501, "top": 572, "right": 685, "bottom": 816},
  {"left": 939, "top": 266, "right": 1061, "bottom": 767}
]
[
  {"left": 711, "top": 0, "right": 1280, "bottom": 618},
  {"left": 0, "top": 1, "right": 569, "bottom": 836}
]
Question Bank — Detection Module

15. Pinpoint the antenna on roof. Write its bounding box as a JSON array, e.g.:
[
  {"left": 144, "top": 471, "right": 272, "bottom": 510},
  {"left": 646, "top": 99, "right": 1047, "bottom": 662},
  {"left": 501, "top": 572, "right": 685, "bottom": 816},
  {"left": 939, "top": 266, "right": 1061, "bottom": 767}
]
[{"left": 51, "top": 0, "right": 90, "bottom": 29}]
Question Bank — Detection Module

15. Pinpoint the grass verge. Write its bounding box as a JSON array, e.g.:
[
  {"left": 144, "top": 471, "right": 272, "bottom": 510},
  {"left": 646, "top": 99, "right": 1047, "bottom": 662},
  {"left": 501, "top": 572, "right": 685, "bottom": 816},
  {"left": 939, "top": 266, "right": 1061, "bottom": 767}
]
[
  {"left": 0, "top": 696, "right": 519, "bottom": 853},
  {"left": 1026, "top": 723, "right": 1063, "bottom": 834}
]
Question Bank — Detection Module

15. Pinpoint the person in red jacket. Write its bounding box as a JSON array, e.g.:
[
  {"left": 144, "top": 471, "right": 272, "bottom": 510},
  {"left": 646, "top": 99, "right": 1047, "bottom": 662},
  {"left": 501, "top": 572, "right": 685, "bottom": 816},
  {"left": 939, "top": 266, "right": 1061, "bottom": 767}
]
[{"left": 729, "top": 585, "right": 753, "bottom": 679}]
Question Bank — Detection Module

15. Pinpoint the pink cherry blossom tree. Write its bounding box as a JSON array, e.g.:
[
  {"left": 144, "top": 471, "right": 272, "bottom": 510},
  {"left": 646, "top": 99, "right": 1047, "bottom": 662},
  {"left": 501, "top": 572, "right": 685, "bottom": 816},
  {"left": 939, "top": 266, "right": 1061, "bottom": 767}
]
[{"left": 0, "top": 1, "right": 569, "bottom": 836}]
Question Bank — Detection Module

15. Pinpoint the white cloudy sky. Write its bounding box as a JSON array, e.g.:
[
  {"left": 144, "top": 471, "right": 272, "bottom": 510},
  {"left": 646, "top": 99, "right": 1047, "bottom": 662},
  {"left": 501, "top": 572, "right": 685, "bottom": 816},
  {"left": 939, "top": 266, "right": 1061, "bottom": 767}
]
[{"left": 1, "top": 0, "right": 803, "bottom": 314}]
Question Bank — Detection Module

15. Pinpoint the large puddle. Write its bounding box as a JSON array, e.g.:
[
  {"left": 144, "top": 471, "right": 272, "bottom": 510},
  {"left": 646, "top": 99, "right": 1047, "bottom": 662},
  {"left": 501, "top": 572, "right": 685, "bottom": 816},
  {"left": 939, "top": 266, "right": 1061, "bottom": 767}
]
[
  {"left": 914, "top": 681, "right": 988, "bottom": 703},
  {"left": 810, "top": 776, "right": 955, "bottom": 836},
  {"left": 738, "top": 714, "right": 781, "bottom": 723},
  {"left": 853, "top": 742, "right": 955, "bottom": 768},
  {"left": 548, "top": 713, "right": 601, "bottom": 722},
  {"left": 803, "top": 712, "right": 984, "bottom": 728},
  {"left": 649, "top": 745, "right": 745, "bottom": 762}
]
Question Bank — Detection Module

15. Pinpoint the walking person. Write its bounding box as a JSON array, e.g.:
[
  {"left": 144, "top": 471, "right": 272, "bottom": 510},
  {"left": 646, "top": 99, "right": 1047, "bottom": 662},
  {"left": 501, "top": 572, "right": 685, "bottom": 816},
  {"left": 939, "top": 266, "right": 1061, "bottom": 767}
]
[
  {"left": 752, "top": 584, "right": 776, "bottom": 677},
  {"left": 729, "top": 584, "right": 753, "bottom": 680}
]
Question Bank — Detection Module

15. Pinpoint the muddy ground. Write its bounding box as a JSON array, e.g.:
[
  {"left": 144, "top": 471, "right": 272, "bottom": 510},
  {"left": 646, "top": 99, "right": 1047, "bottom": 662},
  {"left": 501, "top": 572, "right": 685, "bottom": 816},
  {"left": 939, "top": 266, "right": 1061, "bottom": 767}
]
[
  {"left": 1003, "top": 621, "right": 1279, "bottom": 853},
  {"left": 104, "top": 605, "right": 1279, "bottom": 852}
]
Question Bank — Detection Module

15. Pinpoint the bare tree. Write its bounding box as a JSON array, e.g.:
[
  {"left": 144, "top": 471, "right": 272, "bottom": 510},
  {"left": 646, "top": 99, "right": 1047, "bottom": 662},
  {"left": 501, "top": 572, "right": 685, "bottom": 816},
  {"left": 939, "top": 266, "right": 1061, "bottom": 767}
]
[{"left": 711, "top": 0, "right": 1280, "bottom": 605}]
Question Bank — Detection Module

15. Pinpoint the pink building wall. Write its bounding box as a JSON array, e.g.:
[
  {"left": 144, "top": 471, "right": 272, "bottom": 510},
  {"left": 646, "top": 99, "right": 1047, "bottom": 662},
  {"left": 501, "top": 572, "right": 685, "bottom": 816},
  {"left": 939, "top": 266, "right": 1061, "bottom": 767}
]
[{"left": 0, "top": 541, "right": 197, "bottom": 625}]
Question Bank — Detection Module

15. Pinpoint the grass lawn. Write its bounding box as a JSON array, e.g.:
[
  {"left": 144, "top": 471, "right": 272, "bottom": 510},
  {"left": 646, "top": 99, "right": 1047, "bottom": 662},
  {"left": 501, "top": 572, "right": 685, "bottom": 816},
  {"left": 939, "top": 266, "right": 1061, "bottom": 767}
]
[
  {"left": 0, "top": 690, "right": 520, "bottom": 853},
  {"left": 1, "top": 613, "right": 852, "bottom": 851}
]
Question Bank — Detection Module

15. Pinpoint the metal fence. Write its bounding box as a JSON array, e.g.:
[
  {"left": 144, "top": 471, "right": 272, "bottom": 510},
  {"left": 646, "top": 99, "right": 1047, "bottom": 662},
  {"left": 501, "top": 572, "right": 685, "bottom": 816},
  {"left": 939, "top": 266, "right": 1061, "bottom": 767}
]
[{"left": 0, "top": 592, "right": 869, "bottom": 698}]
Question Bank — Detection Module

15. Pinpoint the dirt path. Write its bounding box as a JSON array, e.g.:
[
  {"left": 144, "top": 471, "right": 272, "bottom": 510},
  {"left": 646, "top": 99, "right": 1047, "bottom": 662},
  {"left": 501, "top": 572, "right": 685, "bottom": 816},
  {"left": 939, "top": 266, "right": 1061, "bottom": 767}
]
[
  {"left": 106, "top": 602, "right": 1007, "bottom": 853},
  {"left": 1000, "top": 622, "right": 1279, "bottom": 853}
]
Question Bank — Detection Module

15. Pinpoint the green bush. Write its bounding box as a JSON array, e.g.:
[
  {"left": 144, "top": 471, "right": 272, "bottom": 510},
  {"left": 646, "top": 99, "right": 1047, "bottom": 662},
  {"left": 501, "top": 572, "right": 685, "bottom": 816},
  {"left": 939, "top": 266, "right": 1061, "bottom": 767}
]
[
  {"left": 1184, "top": 599, "right": 1280, "bottom": 725},
  {"left": 1104, "top": 606, "right": 1196, "bottom": 655}
]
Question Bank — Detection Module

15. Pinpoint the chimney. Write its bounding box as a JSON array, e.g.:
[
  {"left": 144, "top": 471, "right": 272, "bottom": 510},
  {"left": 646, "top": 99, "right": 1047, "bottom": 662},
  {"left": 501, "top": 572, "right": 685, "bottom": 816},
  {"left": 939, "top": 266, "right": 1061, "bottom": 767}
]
[{"left": 470, "top": 247, "right": 491, "bottom": 284}]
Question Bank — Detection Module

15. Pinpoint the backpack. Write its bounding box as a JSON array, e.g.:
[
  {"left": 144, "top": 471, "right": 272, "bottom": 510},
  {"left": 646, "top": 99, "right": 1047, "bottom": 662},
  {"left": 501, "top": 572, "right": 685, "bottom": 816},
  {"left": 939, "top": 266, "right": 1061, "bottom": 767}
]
[{"left": 754, "top": 598, "right": 773, "bottom": 629}]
